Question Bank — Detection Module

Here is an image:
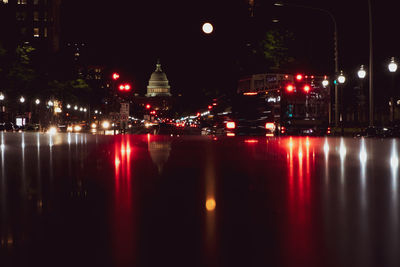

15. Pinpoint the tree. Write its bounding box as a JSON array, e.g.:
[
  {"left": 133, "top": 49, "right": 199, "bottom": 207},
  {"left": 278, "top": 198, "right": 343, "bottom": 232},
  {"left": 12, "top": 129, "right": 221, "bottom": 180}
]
[{"left": 259, "top": 29, "right": 295, "bottom": 71}]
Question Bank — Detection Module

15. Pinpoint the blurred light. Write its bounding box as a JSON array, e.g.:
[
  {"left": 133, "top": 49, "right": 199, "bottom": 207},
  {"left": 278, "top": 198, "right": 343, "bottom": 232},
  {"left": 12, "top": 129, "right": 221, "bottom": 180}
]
[
  {"left": 74, "top": 105, "right": 78, "bottom": 110},
  {"left": 338, "top": 71, "right": 346, "bottom": 84},
  {"left": 146, "top": 104, "right": 151, "bottom": 109},
  {"left": 208, "top": 105, "right": 212, "bottom": 110},
  {"left": 243, "top": 92, "right": 258, "bottom": 96},
  {"left": 286, "top": 84, "right": 294, "bottom": 93},
  {"left": 360, "top": 138, "right": 367, "bottom": 164},
  {"left": 119, "top": 85, "right": 125, "bottom": 91},
  {"left": 245, "top": 139, "right": 259, "bottom": 143},
  {"left": 0, "top": 93, "right": 4, "bottom": 101},
  {"left": 47, "top": 100, "right": 53, "bottom": 106},
  {"left": 112, "top": 72, "right": 120, "bottom": 80},
  {"left": 102, "top": 121, "right": 110, "bottom": 129},
  {"left": 67, "top": 126, "right": 73, "bottom": 132},
  {"left": 83, "top": 108, "right": 87, "bottom": 112},
  {"left": 358, "top": 65, "right": 367, "bottom": 79},
  {"left": 202, "top": 22, "right": 213, "bottom": 34},
  {"left": 226, "top": 121, "right": 236, "bottom": 129},
  {"left": 47, "top": 126, "right": 57, "bottom": 135},
  {"left": 124, "top": 84, "right": 131, "bottom": 91},
  {"left": 74, "top": 125, "right": 82, "bottom": 132},
  {"left": 303, "top": 85, "right": 311, "bottom": 93},
  {"left": 389, "top": 57, "right": 398, "bottom": 73},
  {"left": 265, "top": 122, "right": 275, "bottom": 131},
  {"left": 91, "top": 123, "right": 97, "bottom": 129},
  {"left": 20, "top": 96, "right": 25, "bottom": 103},
  {"left": 226, "top": 133, "right": 235, "bottom": 137},
  {"left": 35, "top": 99, "right": 40, "bottom": 105},
  {"left": 66, "top": 104, "right": 71, "bottom": 109},
  {"left": 79, "top": 107, "right": 83, "bottom": 112},
  {"left": 94, "top": 110, "right": 98, "bottom": 114},
  {"left": 206, "top": 198, "right": 216, "bottom": 211},
  {"left": 322, "top": 79, "right": 329, "bottom": 87},
  {"left": 296, "top": 74, "right": 303, "bottom": 81}
]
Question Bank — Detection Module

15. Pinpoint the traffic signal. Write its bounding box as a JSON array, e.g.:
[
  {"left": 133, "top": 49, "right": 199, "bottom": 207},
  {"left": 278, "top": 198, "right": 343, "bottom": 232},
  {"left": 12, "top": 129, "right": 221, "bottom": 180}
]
[
  {"left": 112, "top": 73, "right": 120, "bottom": 80},
  {"left": 286, "top": 84, "right": 294, "bottom": 93},
  {"left": 145, "top": 104, "right": 151, "bottom": 109},
  {"left": 303, "top": 84, "right": 311, "bottom": 93},
  {"left": 118, "top": 84, "right": 131, "bottom": 91},
  {"left": 295, "top": 74, "right": 303, "bottom": 81}
]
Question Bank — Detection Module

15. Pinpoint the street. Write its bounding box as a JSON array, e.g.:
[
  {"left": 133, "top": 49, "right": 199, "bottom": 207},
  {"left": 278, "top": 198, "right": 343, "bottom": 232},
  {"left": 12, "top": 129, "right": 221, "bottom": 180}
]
[{"left": 1, "top": 132, "right": 400, "bottom": 266}]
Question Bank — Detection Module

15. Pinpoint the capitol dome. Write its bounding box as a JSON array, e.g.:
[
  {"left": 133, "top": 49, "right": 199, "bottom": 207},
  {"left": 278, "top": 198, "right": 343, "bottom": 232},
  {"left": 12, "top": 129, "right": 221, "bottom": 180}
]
[{"left": 146, "top": 60, "right": 171, "bottom": 97}]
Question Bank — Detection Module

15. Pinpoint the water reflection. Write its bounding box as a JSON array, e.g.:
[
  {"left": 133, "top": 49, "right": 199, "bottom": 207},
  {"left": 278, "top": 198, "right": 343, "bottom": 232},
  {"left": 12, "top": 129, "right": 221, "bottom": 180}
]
[
  {"left": 113, "top": 136, "right": 135, "bottom": 265},
  {"left": 147, "top": 135, "right": 171, "bottom": 174}
]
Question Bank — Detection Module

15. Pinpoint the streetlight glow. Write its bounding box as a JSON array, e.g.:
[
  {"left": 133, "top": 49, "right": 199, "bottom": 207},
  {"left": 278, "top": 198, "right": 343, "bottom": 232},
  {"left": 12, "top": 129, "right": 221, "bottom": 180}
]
[
  {"left": 74, "top": 105, "right": 78, "bottom": 110},
  {"left": 35, "top": 99, "right": 40, "bottom": 105},
  {"left": 67, "top": 104, "right": 71, "bottom": 109},
  {"left": 358, "top": 65, "right": 367, "bottom": 79},
  {"left": 20, "top": 96, "right": 25, "bottom": 103},
  {"left": 338, "top": 71, "right": 346, "bottom": 84},
  {"left": 0, "top": 93, "right": 4, "bottom": 101},
  {"left": 48, "top": 100, "right": 54, "bottom": 106},
  {"left": 202, "top": 22, "right": 213, "bottom": 34},
  {"left": 389, "top": 57, "right": 398, "bottom": 73},
  {"left": 322, "top": 79, "right": 329, "bottom": 88}
]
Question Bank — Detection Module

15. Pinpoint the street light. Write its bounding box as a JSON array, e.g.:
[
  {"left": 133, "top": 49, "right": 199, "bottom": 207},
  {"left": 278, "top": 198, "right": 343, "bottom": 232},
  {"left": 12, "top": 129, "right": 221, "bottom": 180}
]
[
  {"left": 202, "top": 22, "right": 214, "bottom": 34},
  {"left": 322, "top": 78, "right": 329, "bottom": 88},
  {"left": 358, "top": 65, "right": 367, "bottom": 79},
  {"left": 66, "top": 104, "right": 71, "bottom": 109},
  {"left": 389, "top": 57, "right": 398, "bottom": 73},
  {"left": 20, "top": 96, "right": 25, "bottom": 103},
  {"left": 0, "top": 93, "right": 4, "bottom": 101},
  {"left": 388, "top": 57, "right": 398, "bottom": 123},
  {"left": 274, "top": 2, "right": 339, "bottom": 126},
  {"left": 74, "top": 105, "right": 78, "bottom": 110},
  {"left": 337, "top": 71, "right": 346, "bottom": 84},
  {"left": 35, "top": 99, "right": 40, "bottom": 105},
  {"left": 48, "top": 100, "right": 54, "bottom": 106}
]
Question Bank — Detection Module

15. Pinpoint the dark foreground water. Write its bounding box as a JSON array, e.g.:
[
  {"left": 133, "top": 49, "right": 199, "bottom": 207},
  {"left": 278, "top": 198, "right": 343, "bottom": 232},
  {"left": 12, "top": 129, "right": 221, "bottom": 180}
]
[{"left": 1, "top": 132, "right": 400, "bottom": 267}]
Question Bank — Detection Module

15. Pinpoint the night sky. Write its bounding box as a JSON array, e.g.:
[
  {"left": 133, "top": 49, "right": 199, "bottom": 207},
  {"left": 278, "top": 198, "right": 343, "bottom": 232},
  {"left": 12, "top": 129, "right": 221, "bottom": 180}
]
[{"left": 61, "top": 0, "right": 400, "bottom": 100}]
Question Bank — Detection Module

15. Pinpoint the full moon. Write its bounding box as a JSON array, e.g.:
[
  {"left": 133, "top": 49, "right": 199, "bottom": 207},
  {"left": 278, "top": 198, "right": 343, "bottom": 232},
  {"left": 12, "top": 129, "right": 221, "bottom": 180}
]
[{"left": 202, "top": 22, "right": 213, "bottom": 34}]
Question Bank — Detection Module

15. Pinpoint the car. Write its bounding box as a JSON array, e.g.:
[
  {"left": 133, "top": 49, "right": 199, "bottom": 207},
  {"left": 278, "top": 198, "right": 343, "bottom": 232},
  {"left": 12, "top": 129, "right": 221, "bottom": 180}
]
[
  {"left": 4, "top": 122, "right": 16, "bottom": 132},
  {"left": 354, "top": 126, "right": 391, "bottom": 138}
]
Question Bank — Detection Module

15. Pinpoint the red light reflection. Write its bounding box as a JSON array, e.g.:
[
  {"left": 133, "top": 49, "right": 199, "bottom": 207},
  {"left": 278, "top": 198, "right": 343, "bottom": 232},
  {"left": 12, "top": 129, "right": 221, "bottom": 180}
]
[{"left": 113, "top": 137, "right": 135, "bottom": 265}]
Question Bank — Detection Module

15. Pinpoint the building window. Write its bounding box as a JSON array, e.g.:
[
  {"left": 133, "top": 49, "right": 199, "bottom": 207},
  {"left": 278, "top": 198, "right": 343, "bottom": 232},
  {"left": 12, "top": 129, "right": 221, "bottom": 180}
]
[
  {"left": 34, "top": 11, "right": 39, "bottom": 21},
  {"left": 17, "top": 0, "right": 27, "bottom": 4},
  {"left": 16, "top": 11, "right": 27, "bottom": 21},
  {"left": 43, "top": 27, "right": 48, "bottom": 37},
  {"left": 33, "top": 28, "right": 39, "bottom": 38}
]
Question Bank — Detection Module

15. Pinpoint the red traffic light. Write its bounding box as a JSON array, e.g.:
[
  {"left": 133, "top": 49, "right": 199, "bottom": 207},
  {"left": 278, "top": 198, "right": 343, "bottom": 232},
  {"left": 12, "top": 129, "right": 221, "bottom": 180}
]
[
  {"left": 303, "top": 84, "right": 311, "bottom": 93},
  {"left": 119, "top": 84, "right": 131, "bottom": 91},
  {"left": 112, "top": 73, "right": 120, "bottom": 80},
  {"left": 208, "top": 105, "right": 213, "bottom": 110},
  {"left": 296, "top": 74, "right": 303, "bottom": 81},
  {"left": 286, "top": 84, "right": 294, "bottom": 93},
  {"left": 145, "top": 104, "right": 151, "bottom": 109}
]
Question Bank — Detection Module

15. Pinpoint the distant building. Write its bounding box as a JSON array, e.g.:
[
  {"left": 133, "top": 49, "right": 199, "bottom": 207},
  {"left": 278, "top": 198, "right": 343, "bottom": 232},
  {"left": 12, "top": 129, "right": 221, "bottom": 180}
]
[
  {"left": 146, "top": 60, "right": 172, "bottom": 97},
  {"left": 0, "top": 0, "right": 61, "bottom": 53}
]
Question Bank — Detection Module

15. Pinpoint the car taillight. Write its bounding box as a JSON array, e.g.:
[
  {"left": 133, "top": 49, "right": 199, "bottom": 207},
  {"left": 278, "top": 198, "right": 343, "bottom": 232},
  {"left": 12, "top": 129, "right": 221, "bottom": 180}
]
[
  {"left": 226, "top": 121, "right": 236, "bottom": 129},
  {"left": 281, "top": 126, "right": 286, "bottom": 134},
  {"left": 327, "top": 127, "right": 331, "bottom": 134},
  {"left": 265, "top": 122, "right": 275, "bottom": 131}
]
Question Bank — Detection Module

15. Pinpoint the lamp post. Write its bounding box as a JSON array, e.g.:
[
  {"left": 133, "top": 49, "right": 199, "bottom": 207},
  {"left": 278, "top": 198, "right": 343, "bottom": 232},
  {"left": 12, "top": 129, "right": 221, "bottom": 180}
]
[
  {"left": 0, "top": 93, "right": 4, "bottom": 122},
  {"left": 368, "top": 0, "right": 374, "bottom": 127},
  {"left": 388, "top": 57, "right": 397, "bottom": 124},
  {"left": 338, "top": 71, "right": 346, "bottom": 135},
  {"left": 274, "top": 2, "right": 339, "bottom": 126},
  {"left": 357, "top": 65, "right": 367, "bottom": 123}
]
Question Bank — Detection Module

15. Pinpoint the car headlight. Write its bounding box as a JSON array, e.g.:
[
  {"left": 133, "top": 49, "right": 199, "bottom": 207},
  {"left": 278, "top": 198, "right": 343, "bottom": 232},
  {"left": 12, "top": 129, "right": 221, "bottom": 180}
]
[{"left": 74, "top": 125, "right": 82, "bottom": 132}]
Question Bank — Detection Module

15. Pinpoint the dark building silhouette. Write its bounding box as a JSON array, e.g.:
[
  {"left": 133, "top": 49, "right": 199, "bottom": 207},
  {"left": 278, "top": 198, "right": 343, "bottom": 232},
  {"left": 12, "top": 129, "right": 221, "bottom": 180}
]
[{"left": 0, "top": 0, "right": 61, "bottom": 53}]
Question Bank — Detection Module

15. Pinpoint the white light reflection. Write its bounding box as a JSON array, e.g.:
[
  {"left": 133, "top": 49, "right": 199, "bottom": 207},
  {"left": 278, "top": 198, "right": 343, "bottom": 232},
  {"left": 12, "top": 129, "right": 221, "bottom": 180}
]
[
  {"left": 68, "top": 132, "right": 72, "bottom": 145},
  {"left": 21, "top": 132, "right": 25, "bottom": 149},
  {"left": 359, "top": 138, "right": 367, "bottom": 165},
  {"left": 339, "top": 138, "right": 347, "bottom": 160},
  {"left": 323, "top": 138, "right": 329, "bottom": 156},
  {"left": 1, "top": 132, "right": 4, "bottom": 151}
]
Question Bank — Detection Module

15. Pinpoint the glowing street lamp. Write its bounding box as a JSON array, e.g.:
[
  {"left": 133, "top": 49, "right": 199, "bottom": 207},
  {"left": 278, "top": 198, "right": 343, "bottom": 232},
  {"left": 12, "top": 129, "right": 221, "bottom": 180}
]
[
  {"left": 388, "top": 57, "right": 398, "bottom": 73},
  {"left": 322, "top": 78, "right": 329, "bottom": 88},
  {"left": 48, "top": 100, "right": 54, "bottom": 106},
  {"left": 202, "top": 22, "right": 213, "bottom": 34},
  {"left": 337, "top": 71, "right": 346, "bottom": 84},
  {"left": 0, "top": 93, "right": 4, "bottom": 101},
  {"left": 20, "top": 96, "right": 25, "bottom": 103},
  {"left": 112, "top": 72, "right": 120, "bottom": 80},
  {"left": 358, "top": 65, "right": 367, "bottom": 79},
  {"left": 35, "top": 99, "right": 40, "bottom": 105},
  {"left": 74, "top": 105, "right": 78, "bottom": 110},
  {"left": 66, "top": 104, "right": 71, "bottom": 109}
]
